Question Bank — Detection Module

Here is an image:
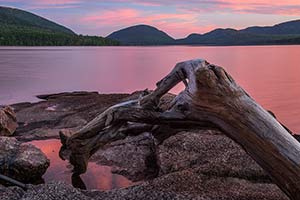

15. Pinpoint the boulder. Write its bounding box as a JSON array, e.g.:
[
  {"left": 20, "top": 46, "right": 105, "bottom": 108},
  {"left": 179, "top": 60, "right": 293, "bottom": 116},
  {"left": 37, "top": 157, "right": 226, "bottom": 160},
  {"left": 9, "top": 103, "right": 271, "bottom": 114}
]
[
  {"left": 157, "top": 130, "right": 269, "bottom": 182},
  {"left": 85, "top": 129, "right": 287, "bottom": 200},
  {"left": 91, "top": 132, "right": 158, "bottom": 181},
  {"left": 0, "top": 137, "right": 49, "bottom": 182},
  {"left": 0, "top": 106, "right": 18, "bottom": 136}
]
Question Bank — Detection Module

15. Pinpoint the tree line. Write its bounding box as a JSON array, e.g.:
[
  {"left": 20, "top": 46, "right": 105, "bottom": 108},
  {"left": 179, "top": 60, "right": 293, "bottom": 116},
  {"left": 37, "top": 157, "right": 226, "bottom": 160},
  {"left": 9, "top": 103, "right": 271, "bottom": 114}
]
[{"left": 0, "top": 25, "right": 120, "bottom": 46}]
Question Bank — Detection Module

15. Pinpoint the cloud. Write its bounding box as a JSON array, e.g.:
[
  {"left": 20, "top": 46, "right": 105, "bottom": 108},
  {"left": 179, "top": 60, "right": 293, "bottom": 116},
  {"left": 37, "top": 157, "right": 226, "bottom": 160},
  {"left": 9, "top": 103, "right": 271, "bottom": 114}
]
[
  {"left": 1, "top": 0, "right": 80, "bottom": 4},
  {"left": 84, "top": 0, "right": 300, "bottom": 16},
  {"left": 0, "top": 0, "right": 81, "bottom": 9},
  {"left": 2, "top": 0, "right": 300, "bottom": 15},
  {"left": 79, "top": 8, "right": 211, "bottom": 38}
]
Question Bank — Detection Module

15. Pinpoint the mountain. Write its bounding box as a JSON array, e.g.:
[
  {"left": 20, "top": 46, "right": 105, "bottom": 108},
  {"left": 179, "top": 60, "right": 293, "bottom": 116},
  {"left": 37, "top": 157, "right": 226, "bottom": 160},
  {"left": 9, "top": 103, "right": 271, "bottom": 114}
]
[
  {"left": 176, "top": 29, "right": 287, "bottom": 45},
  {"left": 107, "top": 20, "right": 300, "bottom": 46},
  {"left": 241, "top": 20, "right": 300, "bottom": 35},
  {"left": 0, "top": 6, "right": 75, "bottom": 34},
  {"left": 0, "top": 6, "right": 119, "bottom": 46},
  {"left": 177, "top": 20, "right": 300, "bottom": 45},
  {"left": 107, "top": 25, "right": 175, "bottom": 45}
]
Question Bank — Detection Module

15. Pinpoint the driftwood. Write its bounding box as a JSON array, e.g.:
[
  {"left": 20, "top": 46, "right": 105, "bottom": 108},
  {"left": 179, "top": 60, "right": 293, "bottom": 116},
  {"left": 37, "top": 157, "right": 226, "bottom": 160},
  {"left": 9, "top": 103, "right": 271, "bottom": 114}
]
[
  {"left": 60, "top": 59, "right": 300, "bottom": 200},
  {"left": 0, "top": 173, "right": 27, "bottom": 190}
]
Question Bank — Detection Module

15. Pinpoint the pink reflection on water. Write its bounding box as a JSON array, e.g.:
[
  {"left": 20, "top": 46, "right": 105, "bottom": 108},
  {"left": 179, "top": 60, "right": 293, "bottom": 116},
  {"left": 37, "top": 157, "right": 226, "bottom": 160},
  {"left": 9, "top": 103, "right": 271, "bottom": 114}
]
[
  {"left": 1, "top": 46, "right": 300, "bottom": 132},
  {"left": 29, "top": 139, "right": 133, "bottom": 190}
]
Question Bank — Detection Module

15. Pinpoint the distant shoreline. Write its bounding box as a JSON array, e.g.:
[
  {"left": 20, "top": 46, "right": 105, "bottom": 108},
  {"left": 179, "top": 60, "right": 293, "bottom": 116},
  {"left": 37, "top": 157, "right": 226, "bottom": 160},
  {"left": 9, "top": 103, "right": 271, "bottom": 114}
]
[{"left": 1, "top": 43, "right": 300, "bottom": 47}]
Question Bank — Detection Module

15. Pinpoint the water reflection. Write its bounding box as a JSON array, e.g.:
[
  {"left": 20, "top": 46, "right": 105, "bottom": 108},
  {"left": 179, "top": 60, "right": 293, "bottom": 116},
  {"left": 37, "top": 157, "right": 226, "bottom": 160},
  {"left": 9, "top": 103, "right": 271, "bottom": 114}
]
[
  {"left": 29, "top": 139, "right": 133, "bottom": 190},
  {"left": 1, "top": 46, "right": 299, "bottom": 132}
]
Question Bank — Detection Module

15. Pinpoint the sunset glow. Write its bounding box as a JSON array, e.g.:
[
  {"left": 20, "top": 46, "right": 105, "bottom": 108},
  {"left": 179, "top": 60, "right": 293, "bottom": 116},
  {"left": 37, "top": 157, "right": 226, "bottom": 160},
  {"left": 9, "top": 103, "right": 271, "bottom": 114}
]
[{"left": 1, "top": 0, "right": 300, "bottom": 38}]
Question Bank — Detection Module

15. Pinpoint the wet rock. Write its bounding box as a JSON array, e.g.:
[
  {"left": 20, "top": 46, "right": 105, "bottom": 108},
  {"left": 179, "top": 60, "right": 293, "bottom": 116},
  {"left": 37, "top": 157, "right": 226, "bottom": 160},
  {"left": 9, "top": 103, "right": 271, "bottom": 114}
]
[
  {"left": 91, "top": 132, "right": 158, "bottom": 181},
  {"left": 0, "top": 106, "right": 18, "bottom": 136},
  {"left": 0, "top": 137, "right": 49, "bottom": 182}
]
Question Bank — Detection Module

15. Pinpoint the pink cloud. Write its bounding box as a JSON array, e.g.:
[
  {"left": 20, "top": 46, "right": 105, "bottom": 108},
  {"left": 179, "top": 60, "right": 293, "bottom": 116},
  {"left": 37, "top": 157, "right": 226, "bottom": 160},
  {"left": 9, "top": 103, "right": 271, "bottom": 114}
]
[
  {"left": 173, "top": 0, "right": 300, "bottom": 16},
  {"left": 213, "top": 0, "right": 300, "bottom": 15},
  {"left": 2, "top": 0, "right": 80, "bottom": 4},
  {"left": 4, "top": 0, "right": 300, "bottom": 15},
  {"left": 81, "top": 9, "right": 140, "bottom": 26},
  {"left": 36, "top": 0, "right": 80, "bottom": 5},
  {"left": 2, "top": 0, "right": 81, "bottom": 9},
  {"left": 80, "top": 8, "right": 212, "bottom": 38},
  {"left": 105, "top": 0, "right": 300, "bottom": 16}
]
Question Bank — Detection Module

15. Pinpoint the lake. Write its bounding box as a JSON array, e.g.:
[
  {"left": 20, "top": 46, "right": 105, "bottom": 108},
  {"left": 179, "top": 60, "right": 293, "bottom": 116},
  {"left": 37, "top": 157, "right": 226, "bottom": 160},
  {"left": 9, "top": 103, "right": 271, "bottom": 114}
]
[
  {"left": 1, "top": 45, "right": 299, "bottom": 132},
  {"left": 1, "top": 45, "right": 300, "bottom": 190}
]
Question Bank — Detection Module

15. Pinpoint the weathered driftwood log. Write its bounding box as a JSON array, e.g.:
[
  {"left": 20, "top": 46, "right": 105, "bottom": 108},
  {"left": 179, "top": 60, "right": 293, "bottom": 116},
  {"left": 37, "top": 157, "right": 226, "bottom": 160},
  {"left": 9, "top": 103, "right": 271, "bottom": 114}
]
[{"left": 60, "top": 59, "right": 300, "bottom": 200}]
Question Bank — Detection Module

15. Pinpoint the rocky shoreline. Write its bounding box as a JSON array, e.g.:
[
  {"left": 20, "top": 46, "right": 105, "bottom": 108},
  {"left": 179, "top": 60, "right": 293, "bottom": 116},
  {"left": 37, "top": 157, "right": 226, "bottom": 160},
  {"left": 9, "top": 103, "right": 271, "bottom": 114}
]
[{"left": 0, "top": 91, "right": 291, "bottom": 199}]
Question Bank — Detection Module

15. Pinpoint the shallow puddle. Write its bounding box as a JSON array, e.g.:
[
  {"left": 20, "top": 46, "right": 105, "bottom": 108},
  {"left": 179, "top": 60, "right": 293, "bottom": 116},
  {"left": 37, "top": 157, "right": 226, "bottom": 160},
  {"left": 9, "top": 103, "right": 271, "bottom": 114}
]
[{"left": 29, "top": 139, "right": 134, "bottom": 190}]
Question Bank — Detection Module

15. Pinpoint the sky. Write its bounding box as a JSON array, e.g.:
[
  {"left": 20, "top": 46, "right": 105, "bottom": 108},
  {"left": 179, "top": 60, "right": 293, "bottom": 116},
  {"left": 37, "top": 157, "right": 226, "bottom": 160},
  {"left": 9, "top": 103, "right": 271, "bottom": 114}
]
[{"left": 1, "top": 0, "right": 300, "bottom": 38}]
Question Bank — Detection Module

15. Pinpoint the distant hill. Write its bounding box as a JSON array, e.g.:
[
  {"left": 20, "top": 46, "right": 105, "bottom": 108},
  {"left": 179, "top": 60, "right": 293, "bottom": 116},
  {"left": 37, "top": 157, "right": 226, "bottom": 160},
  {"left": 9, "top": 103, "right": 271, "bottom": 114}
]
[
  {"left": 0, "top": 6, "right": 119, "bottom": 46},
  {"left": 177, "top": 20, "right": 300, "bottom": 45},
  {"left": 0, "top": 6, "right": 75, "bottom": 34},
  {"left": 176, "top": 28, "right": 298, "bottom": 45},
  {"left": 107, "top": 25, "right": 175, "bottom": 45},
  {"left": 241, "top": 20, "right": 300, "bottom": 35},
  {"left": 108, "top": 20, "right": 300, "bottom": 46}
]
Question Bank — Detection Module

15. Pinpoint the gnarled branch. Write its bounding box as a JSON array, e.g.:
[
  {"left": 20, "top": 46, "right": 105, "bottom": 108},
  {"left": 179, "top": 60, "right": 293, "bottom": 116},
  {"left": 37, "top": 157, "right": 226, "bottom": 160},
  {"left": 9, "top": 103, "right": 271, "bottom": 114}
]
[{"left": 60, "top": 59, "right": 300, "bottom": 200}]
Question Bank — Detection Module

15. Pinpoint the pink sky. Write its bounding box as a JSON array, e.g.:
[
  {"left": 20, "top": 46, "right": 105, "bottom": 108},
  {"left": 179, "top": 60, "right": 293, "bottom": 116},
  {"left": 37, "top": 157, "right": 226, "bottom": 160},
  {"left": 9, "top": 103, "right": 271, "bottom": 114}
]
[{"left": 1, "top": 0, "right": 300, "bottom": 38}]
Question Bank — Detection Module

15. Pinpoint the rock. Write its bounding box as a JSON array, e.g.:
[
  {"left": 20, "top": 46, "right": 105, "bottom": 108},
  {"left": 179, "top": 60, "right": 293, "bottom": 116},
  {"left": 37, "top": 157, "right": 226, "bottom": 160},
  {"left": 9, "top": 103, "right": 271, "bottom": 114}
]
[
  {"left": 85, "top": 168, "right": 287, "bottom": 200},
  {"left": 157, "top": 130, "right": 270, "bottom": 182},
  {"left": 84, "top": 132, "right": 288, "bottom": 199},
  {"left": 91, "top": 132, "right": 158, "bottom": 181},
  {"left": 0, "top": 185, "right": 24, "bottom": 200},
  {"left": 4, "top": 91, "right": 290, "bottom": 199},
  {"left": 86, "top": 183, "right": 201, "bottom": 200},
  {"left": 0, "top": 182, "right": 91, "bottom": 200},
  {"left": 87, "top": 129, "right": 288, "bottom": 199},
  {"left": 11, "top": 91, "right": 174, "bottom": 142},
  {"left": 0, "top": 137, "right": 49, "bottom": 182},
  {"left": 22, "top": 182, "right": 91, "bottom": 200},
  {"left": 0, "top": 106, "right": 18, "bottom": 136},
  {"left": 0, "top": 176, "right": 287, "bottom": 200},
  {"left": 11, "top": 92, "right": 132, "bottom": 141}
]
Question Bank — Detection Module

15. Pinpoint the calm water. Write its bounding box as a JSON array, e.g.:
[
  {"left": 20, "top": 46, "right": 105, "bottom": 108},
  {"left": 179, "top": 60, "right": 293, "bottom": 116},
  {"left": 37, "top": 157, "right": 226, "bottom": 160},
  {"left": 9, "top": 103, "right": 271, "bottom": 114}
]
[
  {"left": 28, "top": 139, "right": 133, "bottom": 190},
  {"left": 1, "top": 46, "right": 299, "bottom": 132},
  {"left": 1, "top": 46, "right": 300, "bottom": 190}
]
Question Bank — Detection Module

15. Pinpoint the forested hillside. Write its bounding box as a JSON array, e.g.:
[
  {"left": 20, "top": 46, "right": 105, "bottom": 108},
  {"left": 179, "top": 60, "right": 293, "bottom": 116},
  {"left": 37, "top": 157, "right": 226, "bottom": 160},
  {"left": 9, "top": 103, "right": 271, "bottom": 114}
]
[{"left": 0, "top": 6, "right": 119, "bottom": 46}]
